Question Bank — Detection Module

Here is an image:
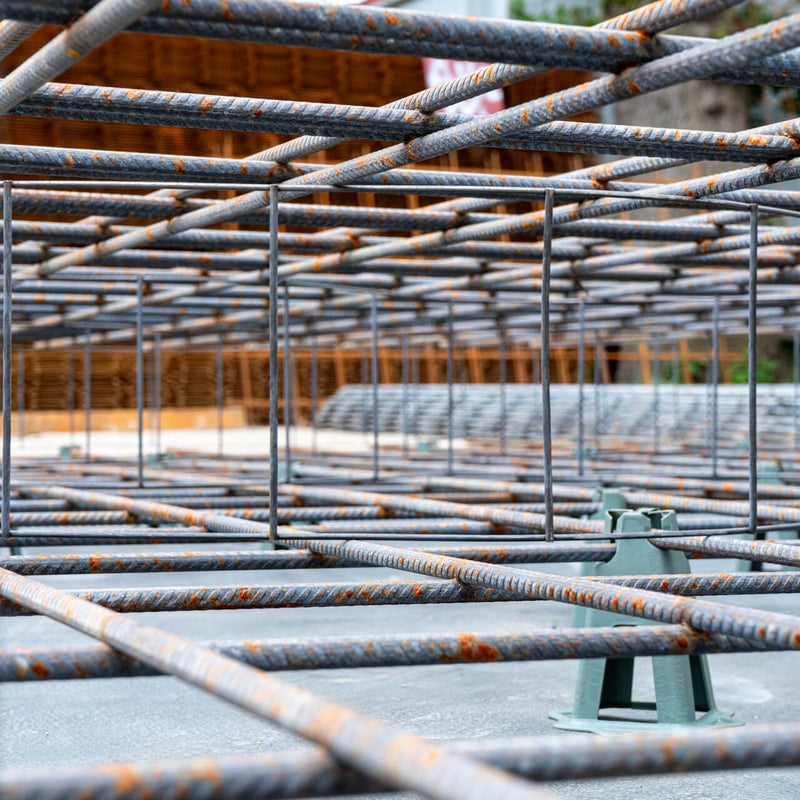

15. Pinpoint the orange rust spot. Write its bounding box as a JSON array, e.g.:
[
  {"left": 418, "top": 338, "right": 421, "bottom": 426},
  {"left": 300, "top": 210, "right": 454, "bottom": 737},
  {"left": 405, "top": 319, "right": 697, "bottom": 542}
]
[
  {"left": 31, "top": 662, "right": 50, "bottom": 679},
  {"left": 106, "top": 764, "right": 147, "bottom": 795},
  {"left": 219, "top": 0, "right": 234, "bottom": 20},
  {"left": 441, "top": 634, "right": 499, "bottom": 663},
  {"left": 198, "top": 97, "right": 214, "bottom": 116}
]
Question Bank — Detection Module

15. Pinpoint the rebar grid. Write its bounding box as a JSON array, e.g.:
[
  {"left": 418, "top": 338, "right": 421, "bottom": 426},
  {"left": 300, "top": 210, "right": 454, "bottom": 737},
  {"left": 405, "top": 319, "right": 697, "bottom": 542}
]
[{"left": 1, "top": 0, "right": 800, "bottom": 797}]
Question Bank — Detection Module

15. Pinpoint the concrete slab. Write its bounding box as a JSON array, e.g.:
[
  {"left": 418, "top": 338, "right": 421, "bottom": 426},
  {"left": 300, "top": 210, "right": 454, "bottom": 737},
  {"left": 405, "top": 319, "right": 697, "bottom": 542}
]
[
  {"left": 2, "top": 429, "right": 798, "bottom": 797},
  {"left": 2, "top": 553, "right": 799, "bottom": 797}
]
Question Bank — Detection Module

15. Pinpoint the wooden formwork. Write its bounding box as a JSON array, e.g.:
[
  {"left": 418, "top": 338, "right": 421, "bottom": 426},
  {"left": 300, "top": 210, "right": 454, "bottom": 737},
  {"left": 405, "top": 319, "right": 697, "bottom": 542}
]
[
  {"left": 0, "top": 28, "right": 594, "bottom": 194},
  {"left": 13, "top": 339, "right": 747, "bottom": 428}
]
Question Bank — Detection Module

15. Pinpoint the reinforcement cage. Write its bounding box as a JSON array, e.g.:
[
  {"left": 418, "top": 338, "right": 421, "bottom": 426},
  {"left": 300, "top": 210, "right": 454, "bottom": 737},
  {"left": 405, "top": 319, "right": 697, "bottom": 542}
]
[{"left": 3, "top": 1, "right": 800, "bottom": 799}]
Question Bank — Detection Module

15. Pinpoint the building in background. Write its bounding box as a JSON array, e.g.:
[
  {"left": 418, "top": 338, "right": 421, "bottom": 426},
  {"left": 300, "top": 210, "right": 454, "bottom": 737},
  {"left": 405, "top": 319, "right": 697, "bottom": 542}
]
[{"left": 0, "top": 18, "right": 596, "bottom": 423}]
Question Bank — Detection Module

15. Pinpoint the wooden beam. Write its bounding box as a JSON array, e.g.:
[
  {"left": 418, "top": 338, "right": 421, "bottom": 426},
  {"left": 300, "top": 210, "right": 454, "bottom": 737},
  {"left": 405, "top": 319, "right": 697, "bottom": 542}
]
[
  {"left": 334, "top": 348, "right": 346, "bottom": 389},
  {"left": 554, "top": 347, "right": 569, "bottom": 383},
  {"left": 238, "top": 352, "right": 253, "bottom": 423},
  {"left": 379, "top": 348, "right": 393, "bottom": 384},
  {"left": 678, "top": 339, "right": 693, "bottom": 384},
  {"left": 467, "top": 347, "right": 482, "bottom": 383},
  {"left": 638, "top": 342, "right": 652, "bottom": 384}
]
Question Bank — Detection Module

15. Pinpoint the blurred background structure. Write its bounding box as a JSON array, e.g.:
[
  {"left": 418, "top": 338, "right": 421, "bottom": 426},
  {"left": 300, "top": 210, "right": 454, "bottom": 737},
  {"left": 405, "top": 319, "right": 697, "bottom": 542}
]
[
  {"left": 3, "top": 2, "right": 800, "bottom": 800},
  {"left": 6, "top": 0, "right": 799, "bottom": 432}
]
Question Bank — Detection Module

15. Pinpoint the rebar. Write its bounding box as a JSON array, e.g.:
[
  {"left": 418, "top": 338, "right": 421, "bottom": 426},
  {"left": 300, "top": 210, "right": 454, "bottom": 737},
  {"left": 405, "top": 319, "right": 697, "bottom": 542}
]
[{"left": 2, "top": 1, "right": 800, "bottom": 796}]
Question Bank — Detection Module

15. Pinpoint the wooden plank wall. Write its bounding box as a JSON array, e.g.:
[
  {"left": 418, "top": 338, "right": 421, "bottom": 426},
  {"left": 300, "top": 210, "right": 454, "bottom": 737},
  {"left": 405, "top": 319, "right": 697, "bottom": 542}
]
[
  {"left": 15, "top": 342, "right": 745, "bottom": 424},
  {"left": 0, "top": 29, "right": 593, "bottom": 188}
]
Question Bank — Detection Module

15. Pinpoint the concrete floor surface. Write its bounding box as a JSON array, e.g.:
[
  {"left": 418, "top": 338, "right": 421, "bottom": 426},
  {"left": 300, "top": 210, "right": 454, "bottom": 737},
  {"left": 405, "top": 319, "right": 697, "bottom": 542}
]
[
  {"left": 2, "top": 552, "right": 798, "bottom": 799},
  {"left": 1, "top": 431, "right": 798, "bottom": 798}
]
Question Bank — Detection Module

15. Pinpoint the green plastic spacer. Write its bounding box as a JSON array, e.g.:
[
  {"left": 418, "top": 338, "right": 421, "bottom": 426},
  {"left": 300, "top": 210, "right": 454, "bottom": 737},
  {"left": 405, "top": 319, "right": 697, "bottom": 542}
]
[
  {"left": 573, "top": 444, "right": 596, "bottom": 460},
  {"left": 550, "top": 506, "right": 740, "bottom": 734},
  {"left": 58, "top": 445, "right": 81, "bottom": 460},
  {"left": 590, "top": 488, "right": 627, "bottom": 522},
  {"left": 573, "top": 488, "right": 629, "bottom": 626}
]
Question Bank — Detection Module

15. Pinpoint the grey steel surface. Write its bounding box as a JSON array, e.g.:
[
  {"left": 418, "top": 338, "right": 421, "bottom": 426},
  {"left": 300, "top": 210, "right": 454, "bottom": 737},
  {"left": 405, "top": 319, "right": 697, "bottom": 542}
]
[{"left": 0, "top": 0, "right": 800, "bottom": 796}]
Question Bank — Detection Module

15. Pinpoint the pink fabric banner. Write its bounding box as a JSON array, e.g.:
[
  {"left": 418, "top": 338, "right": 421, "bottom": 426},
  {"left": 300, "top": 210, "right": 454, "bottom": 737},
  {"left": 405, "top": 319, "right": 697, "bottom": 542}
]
[{"left": 421, "top": 59, "right": 505, "bottom": 115}]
